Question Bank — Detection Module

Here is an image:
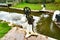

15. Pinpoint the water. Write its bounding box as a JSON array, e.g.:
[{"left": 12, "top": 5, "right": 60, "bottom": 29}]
[
  {"left": 36, "top": 14, "right": 60, "bottom": 40},
  {"left": 0, "top": 11, "right": 60, "bottom": 40},
  {"left": 0, "top": 11, "right": 40, "bottom": 32}
]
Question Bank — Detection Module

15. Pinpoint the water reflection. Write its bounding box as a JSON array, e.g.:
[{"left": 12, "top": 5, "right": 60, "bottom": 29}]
[
  {"left": 36, "top": 14, "right": 60, "bottom": 40},
  {"left": 50, "top": 22, "right": 54, "bottom": 32}
]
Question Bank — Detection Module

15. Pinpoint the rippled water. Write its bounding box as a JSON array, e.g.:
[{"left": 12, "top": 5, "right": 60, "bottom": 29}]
[
  {"left": 0, "top": 11, "right": 40, "bottom": 32},
  {"left": 36, "top": 14, "right": 60, "bottom": 40}
]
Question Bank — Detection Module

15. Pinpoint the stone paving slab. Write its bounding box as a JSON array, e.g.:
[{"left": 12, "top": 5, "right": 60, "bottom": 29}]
[
  {"left": 1, "top": 27, "right": 26, "bottom": 40},
  {"left": 1, "top": 27, "right": 57, "bottom": 40}
]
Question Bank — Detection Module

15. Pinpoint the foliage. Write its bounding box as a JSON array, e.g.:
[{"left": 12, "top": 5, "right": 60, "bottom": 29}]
[
  {"left": 55, "top": 0, "right": 60, "bottom": 3},
  {"left": 25, "top": 0, "right": 55, "bottom": 3},
  {"left": 0, "top": 0, "right": 6, "bottom": 3}
]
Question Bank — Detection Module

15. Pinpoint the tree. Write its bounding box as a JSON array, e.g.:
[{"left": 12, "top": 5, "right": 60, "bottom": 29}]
[
  {"left": 25, "top": 0, "right": 28, "bottom": 3},
  {"left": 51, "top": 0, "right": 55, "bottom": 3}
]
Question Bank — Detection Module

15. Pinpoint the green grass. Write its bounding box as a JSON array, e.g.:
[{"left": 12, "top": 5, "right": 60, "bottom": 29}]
[
  {"left": 0, "top": 21, "right": 11, "bottom": 38},
  {"left": 46, "top": 3, "right": 60, "bottom": 10},
  {"left": 13, "top": 3, "right": 60, "bottom": 10},
  {"left": 13, "top": 3, "right": 42, "bottom": 10}
]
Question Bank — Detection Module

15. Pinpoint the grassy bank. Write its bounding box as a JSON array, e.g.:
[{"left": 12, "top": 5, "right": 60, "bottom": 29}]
[
  {"left": 0, "top": 20, "right": 11, "bottom": 38},
  {"left": 13, "top": 3, "right": 60, "bottom": 10},
  {"left": 13, "top": 3, "right": 41, "bottom": 10}
]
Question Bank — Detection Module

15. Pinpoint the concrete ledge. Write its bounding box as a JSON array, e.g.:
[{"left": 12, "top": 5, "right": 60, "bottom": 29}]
[
  {"left": 10, "top": 7, "right": 54, "bottom": 14},
  {"left": 0, "top": 7, "right": 54, "bottom": 16}
]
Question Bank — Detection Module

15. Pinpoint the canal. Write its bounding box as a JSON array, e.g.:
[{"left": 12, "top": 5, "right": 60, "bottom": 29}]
[
  {"left": 36, "top": 15, "right": 60, "bottom": 40},
  {"left": 0, "top": 7, "right": 60, "bottom": 40}
]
